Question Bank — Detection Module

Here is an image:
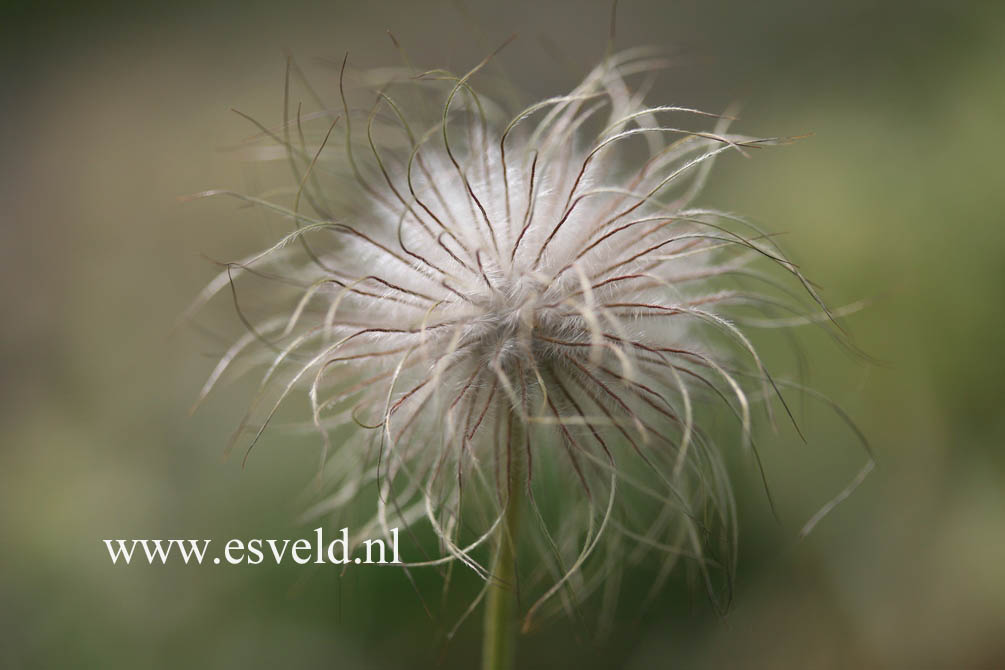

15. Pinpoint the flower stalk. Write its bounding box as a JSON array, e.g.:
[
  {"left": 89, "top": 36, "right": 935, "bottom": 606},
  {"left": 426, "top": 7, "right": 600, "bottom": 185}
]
[{"left": 482, "top": 416, "right": 525, "bottom": 670}]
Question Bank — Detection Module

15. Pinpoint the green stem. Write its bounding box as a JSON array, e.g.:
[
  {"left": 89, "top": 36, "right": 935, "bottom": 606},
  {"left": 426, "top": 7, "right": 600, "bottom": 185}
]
[{"left": 481, "top": 419, "right": 525, "bottom": 670}]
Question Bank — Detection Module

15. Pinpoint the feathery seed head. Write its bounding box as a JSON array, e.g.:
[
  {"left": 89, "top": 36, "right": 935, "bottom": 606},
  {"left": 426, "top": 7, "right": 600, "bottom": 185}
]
[{"left": 190, "top": 45, "right": 861, "bottom": 629}]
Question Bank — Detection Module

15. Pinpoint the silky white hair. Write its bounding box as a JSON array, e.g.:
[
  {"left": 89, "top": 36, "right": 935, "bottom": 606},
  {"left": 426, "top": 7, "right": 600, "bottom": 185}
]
[{"left": 187, "top": 45, "right": 868, "bottom": 632}]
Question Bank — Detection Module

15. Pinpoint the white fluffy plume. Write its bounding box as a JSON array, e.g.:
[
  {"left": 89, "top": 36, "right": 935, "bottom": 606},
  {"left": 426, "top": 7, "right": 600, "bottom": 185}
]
[{"left": 189, "top": 46, "right": 859, "bottom": 630}]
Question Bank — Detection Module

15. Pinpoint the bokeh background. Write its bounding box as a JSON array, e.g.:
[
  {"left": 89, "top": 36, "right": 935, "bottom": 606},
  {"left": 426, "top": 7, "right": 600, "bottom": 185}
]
[{"left": 2, "top": 0, "right": 1003, "bottom": 667}]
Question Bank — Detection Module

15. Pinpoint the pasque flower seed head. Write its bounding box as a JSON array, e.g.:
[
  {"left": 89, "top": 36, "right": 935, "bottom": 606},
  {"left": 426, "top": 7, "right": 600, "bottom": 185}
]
[{"left": 188, "top": 42, "right": 866, "bottom": 632}]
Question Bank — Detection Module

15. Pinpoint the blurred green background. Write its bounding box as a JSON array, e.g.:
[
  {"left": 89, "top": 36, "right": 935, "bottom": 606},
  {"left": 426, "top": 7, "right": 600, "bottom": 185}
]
[{"left": 2, "top": 0, "right": 1003, "bottom": 667}]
